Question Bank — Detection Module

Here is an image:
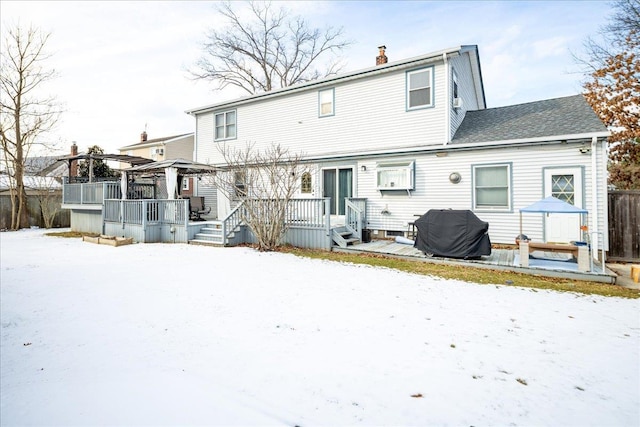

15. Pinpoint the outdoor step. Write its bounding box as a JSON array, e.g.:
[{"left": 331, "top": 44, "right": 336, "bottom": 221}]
[
  {"left": 194, "top": 233, "right": 223, "bottom": 242},
  {"left": 344, "top": 238, "right": 360, "bottom": 245},
  {"left": 199, "top": 227, "right": 223, "bottom": 235},
  {"left": 189, "top": 239, "right": 223, "bottom": 247}
]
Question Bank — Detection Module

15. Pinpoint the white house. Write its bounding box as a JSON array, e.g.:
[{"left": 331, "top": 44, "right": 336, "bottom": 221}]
[{"left": 186, "top": 45, "right": 609, "bottom": 249}]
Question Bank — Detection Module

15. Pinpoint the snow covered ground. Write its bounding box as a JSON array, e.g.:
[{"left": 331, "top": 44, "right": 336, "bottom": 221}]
[{"left": 1, "top": 229, "right": 639, "bottom": 426}]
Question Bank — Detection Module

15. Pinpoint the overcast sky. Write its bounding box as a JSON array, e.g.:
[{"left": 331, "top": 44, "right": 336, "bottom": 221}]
[{"left": 1, "top": 0, "right": 611, "bottom": 156}]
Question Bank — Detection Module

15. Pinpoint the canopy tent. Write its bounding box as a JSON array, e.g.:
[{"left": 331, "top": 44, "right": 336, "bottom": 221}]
[
  {"left": 519, "top": 196, "right": 589, "bottom": 241},
  {"left": 124, "top": 158, "right": 217, "bottom": 175},
  {"left": 57, "top": 153, "right": 154, "bottom": 183},
  {"left": 124, "top": 158, "right": 217, "bottom": 200},
  {"left": 520, "top": 196, "right": 588, "bottom": 214}
]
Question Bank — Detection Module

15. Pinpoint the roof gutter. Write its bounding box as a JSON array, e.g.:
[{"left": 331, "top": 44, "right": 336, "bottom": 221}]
[{"left": 204, "top": 132, "right": 610, "bottom": 166}]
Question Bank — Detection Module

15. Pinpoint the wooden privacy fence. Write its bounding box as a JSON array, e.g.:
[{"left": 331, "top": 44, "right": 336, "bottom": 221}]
[{"left": 608, "top": 190, "right": 640, "bottom": 262}]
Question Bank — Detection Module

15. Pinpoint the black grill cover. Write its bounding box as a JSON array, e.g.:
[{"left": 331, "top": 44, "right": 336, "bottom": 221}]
[{"left": 414, "top": 209, "right": 491, "bottom": 259}]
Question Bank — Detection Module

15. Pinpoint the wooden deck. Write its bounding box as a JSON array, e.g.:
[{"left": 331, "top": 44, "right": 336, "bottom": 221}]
[{"left": 334, "top": 239, "right": 618, "bottom": 285}]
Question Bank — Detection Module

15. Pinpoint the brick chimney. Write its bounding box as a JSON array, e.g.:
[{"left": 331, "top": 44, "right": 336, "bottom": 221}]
[
  {"left": 376, "top": 45, "right": 387, "bottom": 66},
  {"left": 141, "top": 131, "right": 148, "bottom": 142},
  {"left": 70, "top": 142, "right": 78, "bottom": 177}
]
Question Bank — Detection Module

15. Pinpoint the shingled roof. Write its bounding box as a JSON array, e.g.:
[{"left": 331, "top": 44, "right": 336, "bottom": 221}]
[{"left": 451, "top": 94, "right": 607, "bottom": 144}]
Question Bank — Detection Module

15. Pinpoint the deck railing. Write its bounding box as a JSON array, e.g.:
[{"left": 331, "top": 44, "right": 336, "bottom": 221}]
[
  {"left": 62, "top": 181, "right": 155, "bottom": 205},
  {"left": 104, "top": 199, "right": 189, "bottom": 225},
  {"left": 220, "top": 198, "right": 331, "bottom": 246},
  {"left": 63, "top": 182, "right": 119, "bottom": 205}
]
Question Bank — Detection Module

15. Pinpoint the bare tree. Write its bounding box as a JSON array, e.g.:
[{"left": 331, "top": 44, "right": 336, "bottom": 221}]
[
  {"left": 191, "top": 1, "right": 351, "bottom": 94},
  {"left": 0, "top": 24, "right": 61, "bottom": 229},
  {"left": 579, "top": 0, "right": 640, "bottom": 189},
  {"left": 28, "top": 175, "right": 61, "bottom": 229},
  {"left": 213, "top": 143, "right": 305, "bottom": 251},
  {"left": 577, "top": 0, "right": 640, "bottom": 68}
]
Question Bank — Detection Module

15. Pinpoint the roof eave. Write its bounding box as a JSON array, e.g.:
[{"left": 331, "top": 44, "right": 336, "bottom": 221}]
[
  {"left": 451, "top": 131, "right": 610, "bottom": 148},
  {"left": 185, "top": 45, "right": 471, "bottom": 115}
]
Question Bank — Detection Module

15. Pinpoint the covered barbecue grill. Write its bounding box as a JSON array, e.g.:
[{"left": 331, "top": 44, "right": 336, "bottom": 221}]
[{"left": 414, "top": 209, "right": 491, "bottom": 259}]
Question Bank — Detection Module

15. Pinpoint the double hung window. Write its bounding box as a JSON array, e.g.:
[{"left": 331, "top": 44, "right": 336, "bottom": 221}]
[
  {"left": 407, "top": 68, "right": 433, "bottom": 110},
  {"left": 318, "top": 88, "right": 334, "bottom": 117},
  {"left": 215, "top": 110, "right": 236, "bottom": 140},
  {"left": 473, "top": 164, "right": 511, "bottom": 210}
]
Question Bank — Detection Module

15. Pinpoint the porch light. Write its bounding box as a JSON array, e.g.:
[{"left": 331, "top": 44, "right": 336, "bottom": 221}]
[{"left": 361, "top": 165, "right": 367, "bottom": 172}]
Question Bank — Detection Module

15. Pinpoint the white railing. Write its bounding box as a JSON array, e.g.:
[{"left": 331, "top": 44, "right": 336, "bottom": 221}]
[
  {"left": 62, "top": 182, "right": 155, "bottom": 205},
  {"left": 104, "top": 199, "right": 189, "bottom": 225},
  {"left": 345, "top": 198, "right": 366, "bottom": 240},
  {"left": 220, "top": 198, "right": 332, "bottom": 246}
]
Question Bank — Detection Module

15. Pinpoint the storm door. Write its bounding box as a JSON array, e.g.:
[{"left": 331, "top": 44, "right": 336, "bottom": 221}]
[{"left": 544, "top": 167, "right": 583, "bottom": 243}]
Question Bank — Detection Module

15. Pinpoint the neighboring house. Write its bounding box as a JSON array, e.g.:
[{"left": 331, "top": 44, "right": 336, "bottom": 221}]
[
  {"left": 186, "top": 45, "right": 609, "bottom": 249},
  {"left": 119, "top": 132, "right": 196, "bottom": 197},
  {"left": 0, "top": 156, "right": 70, "bottom": 229}
]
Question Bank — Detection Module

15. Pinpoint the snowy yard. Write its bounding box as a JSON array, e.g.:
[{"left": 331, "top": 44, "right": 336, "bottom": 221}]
[{"left": 1, "top": 229, "right": 639, "bottom": 426}]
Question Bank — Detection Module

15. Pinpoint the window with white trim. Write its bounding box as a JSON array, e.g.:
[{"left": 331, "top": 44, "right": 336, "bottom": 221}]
[
  {"left": 473, "top": 164, "right": 511, "bottom": 210},
  {"left": 215, "top": 110, "right": 236, "bottom": 140},
  {"left": 376, "top": 161, "right": 415, "bottom": 191},
  {"left": 406, "top": 68, "right": 433, "bottom": 110},
  {"left": 182, "top": 178, "right": 189, "bottom": 191},
  {"left": 318, "top": 88, "right": 334, "bottom": 117},
  {"left": 233, "top": 171, "right": 247, "bottom": 198}
]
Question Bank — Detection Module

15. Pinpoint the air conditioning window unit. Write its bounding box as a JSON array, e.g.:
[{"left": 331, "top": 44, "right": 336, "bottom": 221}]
[{"left": 453, "top": 97, "right": 463, "bottom": 109}]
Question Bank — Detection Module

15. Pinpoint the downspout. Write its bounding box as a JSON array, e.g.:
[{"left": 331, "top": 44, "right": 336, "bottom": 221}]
[
  {"left": 590, "top": 136, "right": 599, "bottom": 257},
  {"left": 191, "top": 115, "right": 198, "bottom": 197},
  {"left": 443, "top": 53, "right": 450, "bottom": 145}
]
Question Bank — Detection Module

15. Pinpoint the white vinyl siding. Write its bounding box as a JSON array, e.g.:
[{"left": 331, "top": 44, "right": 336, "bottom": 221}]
[
  {"left": 406, "top": 67, "right": 433, "bottom": 110},
  {"left": 449, "top": 52, "right": 482, "bottom": 138},
  {"left": 196, "top": 66, "right": 447, "bottom": 166},
  {"left": 214, "top": 110, "right": 236, "bottom": 140},
  {"left": 355, "top": 143, "right": 602, "bottom": 246},
  {"left": 318, "top": 88, "right": 334, "bottom": 117}
]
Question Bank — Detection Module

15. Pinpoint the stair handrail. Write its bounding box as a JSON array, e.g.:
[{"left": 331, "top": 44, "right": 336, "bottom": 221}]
[
  {"left": 345, "top": 198, "right": 366, "bottom": 240},
  {"left": 222, "top": 201, "right": 247, "bottom": 245}
]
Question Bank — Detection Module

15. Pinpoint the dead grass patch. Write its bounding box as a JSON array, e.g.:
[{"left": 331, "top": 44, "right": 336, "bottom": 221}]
[{"left": 280, "top": 247, "right": 639, "bottom": 299}]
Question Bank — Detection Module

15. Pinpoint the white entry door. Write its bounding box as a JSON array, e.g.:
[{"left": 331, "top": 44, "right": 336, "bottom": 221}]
[{"left": 544, "top": 167, "right": 583, "bottom": 243}]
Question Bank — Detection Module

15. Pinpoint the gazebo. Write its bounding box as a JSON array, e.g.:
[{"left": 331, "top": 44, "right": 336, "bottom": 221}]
[
  {"left": 124, "top": 158, "right": 217, "bottom": 200},
  {"left": 518, "top": 196, "right": 604, "bottom": 273}
]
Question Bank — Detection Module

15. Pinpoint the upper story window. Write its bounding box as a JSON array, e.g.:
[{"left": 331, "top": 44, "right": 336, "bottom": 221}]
[
  {"left": 406, "top": 67, "right": 433, "bottom": 110},
  {"left": 215, "top": 110, "right": 236, "bottom": 140},
  {"left": 452, "top": 70, "right": 459, "bottom": 99},
  {"left": 301, "top": 172, "right": 312, "bottom": 193},
  {"left": 318, "top": 88, "right": 334, "bottom": 117},
  {"left": 452, "top": 69, "right": 461, "bottom": 110},
  {"left": 473, "top": 164, "right": 512, "bottom": 211}
]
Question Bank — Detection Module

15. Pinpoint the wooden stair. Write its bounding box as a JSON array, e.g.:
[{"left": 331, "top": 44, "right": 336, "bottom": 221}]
[
  {"left": 189, "top": 221, "right": 225, "bottom": 246},
  {"left": 332, "top": 226, "right": 360, "bottom": 248}
]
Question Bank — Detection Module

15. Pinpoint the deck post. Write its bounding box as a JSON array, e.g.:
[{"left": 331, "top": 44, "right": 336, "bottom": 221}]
[{"left": 324, "top": 198, "right": 331, "bottom": 248}]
